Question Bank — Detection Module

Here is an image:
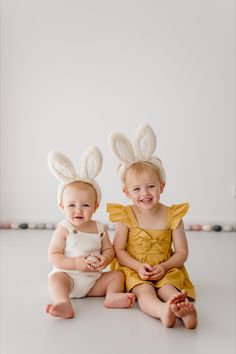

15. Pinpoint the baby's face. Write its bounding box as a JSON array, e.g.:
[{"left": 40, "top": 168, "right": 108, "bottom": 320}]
[{"left": 60, "top": 182, "right": 97, "bottom": 227}]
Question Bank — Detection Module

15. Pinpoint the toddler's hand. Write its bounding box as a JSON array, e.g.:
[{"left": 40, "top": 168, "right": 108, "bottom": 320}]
[
  {"left": 138, "top": 263, "right": 153, "bottom": 280},
  {"left": 148, "top": 264, "right": 165, "bottom": 281}
]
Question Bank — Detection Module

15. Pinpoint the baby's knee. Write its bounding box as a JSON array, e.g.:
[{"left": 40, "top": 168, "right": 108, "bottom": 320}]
[{"left": 48, "top": 272, "right": 67, "bottom": 284}]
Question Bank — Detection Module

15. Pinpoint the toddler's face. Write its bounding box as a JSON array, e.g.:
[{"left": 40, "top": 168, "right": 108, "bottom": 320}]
[
  {"left": 123, "top": 169, "right": 164, "bottom": 210},
  {"left": 60, "top": 182, "right": 97, "bottom": 227}
]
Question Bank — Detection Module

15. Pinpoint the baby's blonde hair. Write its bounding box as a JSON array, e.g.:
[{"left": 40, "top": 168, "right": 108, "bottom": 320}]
[
  {"left": 62, "top": 180, "right": 97, "bottom": 203},
  {"left": 124, "top": 161, "right": 164, "bottom": 187}
]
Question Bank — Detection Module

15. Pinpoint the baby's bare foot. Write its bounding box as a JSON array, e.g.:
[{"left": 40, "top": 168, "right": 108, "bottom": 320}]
[
  {"left": 45, "top": 301, "right": 74, "bottom": 319},
  {"left": 171, "top": 301, "right": 197, "bottom": 329},
  {"left": 104, "top": 293, "right": 136, "bottom": 308}
]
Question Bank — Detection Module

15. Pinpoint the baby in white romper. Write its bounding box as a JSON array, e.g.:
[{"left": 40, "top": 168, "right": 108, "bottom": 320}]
[{"left": 46, "top": 148, "right": 135, "bottom": 319}]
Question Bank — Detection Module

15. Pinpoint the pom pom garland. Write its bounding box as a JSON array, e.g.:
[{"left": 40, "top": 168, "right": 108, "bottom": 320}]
[{"left": 0, "top": 222, "right": 235, "bottom": 232}]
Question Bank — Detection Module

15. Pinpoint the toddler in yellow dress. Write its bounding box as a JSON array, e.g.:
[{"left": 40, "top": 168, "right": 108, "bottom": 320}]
[{"left": 107, "top": 124, "right": 198, "bottom": 329}]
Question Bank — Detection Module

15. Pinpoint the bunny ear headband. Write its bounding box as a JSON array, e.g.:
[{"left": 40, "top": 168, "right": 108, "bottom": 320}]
[
  {"left": 108, "top": 124, "right": 166, "bottom": 186},
  {"left": 47, "top": 147, "right": 103, "bottom": 205}
]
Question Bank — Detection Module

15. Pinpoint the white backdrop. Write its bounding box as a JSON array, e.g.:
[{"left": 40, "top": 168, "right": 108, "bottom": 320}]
[{"left": 0, "top": 0, "right": 235, "bottom": 225}]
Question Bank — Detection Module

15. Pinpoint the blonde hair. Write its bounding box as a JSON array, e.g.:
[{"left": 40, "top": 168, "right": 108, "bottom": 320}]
[
  {"left": 62, "top": 181, "right": 97, "bottom": 203},
  {"left": 124, "top": 161, "right": 164, "bottom": 187}
]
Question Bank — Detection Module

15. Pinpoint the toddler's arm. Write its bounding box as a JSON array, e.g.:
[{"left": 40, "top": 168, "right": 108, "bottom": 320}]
[
  {"left": 48, "top": 225, "right": 93, "bottom": 271},
  {"left": 113, "top": 222, "right": 142, "bottom": 272},
  {"left": 157, "top": 220, "right": 188, "bottom": 273}
]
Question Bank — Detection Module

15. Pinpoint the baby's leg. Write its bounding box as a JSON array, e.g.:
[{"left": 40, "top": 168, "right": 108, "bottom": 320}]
[
  {"left": 157, "top": 285, "right": 197, "bottom": 329},
  {"left": 87, "top": 271, "right": 135, "bottom": 308},
  {"left": 132, "top": 283, "right": 176, "bottom": 328},
  {"left": 46, "top": 272, "right": 74, "bottom": 319}
]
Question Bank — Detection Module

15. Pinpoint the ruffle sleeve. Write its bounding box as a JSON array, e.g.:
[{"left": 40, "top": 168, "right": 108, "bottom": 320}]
[
  {"left": 106, "top": 203, "right": 132, "bottom": 228},
  {"left": 170, "top": 203, "right": 189, "bottom": 230}
]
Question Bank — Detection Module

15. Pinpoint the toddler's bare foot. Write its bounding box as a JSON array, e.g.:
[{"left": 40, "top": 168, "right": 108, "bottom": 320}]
[
  {"left": 170, "top": 290, "right": 187, "bottom": 305},
  {"left": 160, "top": 298, "right": 176, "bottom": 328},
  {"left": 45, "top": 301, "right": 74, "bottom": 319},
  {"left": 159, "top": 290, "right": 187, "bottom": 327},
  {"left": 104, "top": 293, "right": 136, "bottom": 308},
  {"left": 171, "top": 301, "right": 197, "bottom": 329}
]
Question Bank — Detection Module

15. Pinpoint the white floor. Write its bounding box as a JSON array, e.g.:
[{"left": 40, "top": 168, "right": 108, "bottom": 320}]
[{"left": 0, "top": 229, "right": 235, "bottom": 354}]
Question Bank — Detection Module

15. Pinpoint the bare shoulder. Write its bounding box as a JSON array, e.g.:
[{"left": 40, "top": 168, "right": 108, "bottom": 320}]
[
  {"left": 113, "top": 222, "right": 129, "bottom": 242},
  {"left": 101, "top": 226, "right": 113, "bottom": 249},
  {"left": 115, "top": 222, "right": 129, "bottom": 232},
  {"left": 51, "top": 223, "right": 69, "bottom": 241}
]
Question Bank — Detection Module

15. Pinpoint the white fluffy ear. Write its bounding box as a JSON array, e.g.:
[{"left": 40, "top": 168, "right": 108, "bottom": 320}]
[
  {"left": 80, "top": 147, "right": 103, "bottom": 180},
  {"left": 108, "top": 132, "right": 135, "bottom": 164},
  {"left": 47, "top": 151, "right": 76, "bottom": 182},
  {"left": 133, "top": 124, "right": 156, "bottom": 160}
]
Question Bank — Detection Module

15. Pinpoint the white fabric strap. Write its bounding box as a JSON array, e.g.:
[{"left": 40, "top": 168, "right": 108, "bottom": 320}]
[
  {"left": 95, "top": 221, "right": 105, "bottom": 237},
  {"left": 59, "top": 219, "right": 75, "bottom": 233}
]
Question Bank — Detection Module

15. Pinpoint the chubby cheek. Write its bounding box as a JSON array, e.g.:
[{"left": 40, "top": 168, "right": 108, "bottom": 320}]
[{"left": 86, "top": 209, "right": 95, "bottom": 218}]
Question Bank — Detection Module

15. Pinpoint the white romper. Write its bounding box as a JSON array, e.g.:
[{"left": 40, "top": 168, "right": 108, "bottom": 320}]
[{"left": 48, "top": 219, "right": 104, "bottom": 298}]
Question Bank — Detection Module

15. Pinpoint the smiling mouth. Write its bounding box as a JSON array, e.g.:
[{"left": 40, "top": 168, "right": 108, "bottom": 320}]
[{"left": 140, "top": 197, "right": 152, "bottom": 203}]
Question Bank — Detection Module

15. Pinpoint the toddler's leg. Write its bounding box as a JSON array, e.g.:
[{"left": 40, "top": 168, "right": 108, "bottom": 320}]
[
  {"left": 46, "top": 272, "right": 74, "bottom": 319},
  {"left": 132, "top": 283, "right": 176, "bottom": 328},
  {"left": 87, "top": 271, "right": 135, "bottom": 308},
  {"left": 157, "top": 284, "right": 187, "bottom": 303},
  {"left": 157, "top": 285, "right": 197, "bottom": 329}
]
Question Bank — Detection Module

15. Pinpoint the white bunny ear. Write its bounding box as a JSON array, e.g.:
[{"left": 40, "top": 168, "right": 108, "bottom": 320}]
[
  {"left": 47, "top": 151, "right": 76, "bottom": 182},
  {"left": 80, "top": 147, "right": 103, "bottom": 180},
  {"left": 133, "top": 124, "right": 156, "bottom": 160},
  {"left": 108, "top": 132, "right": 135, "bottom": 164}
]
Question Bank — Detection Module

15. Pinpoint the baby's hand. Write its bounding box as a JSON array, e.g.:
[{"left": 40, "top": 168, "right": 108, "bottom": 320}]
[
  {"left": 86, "top": 255, "right": 105, "bottom": 271},
  {"left": 148, "top": 264, "right": 165, "bottom": 281},
  {"left": 138, "top": 263, "right": 153, "bottom": 280},
  {"left": 74, "top": 256, "right": 95, "bottom": 271},
  {"left": 93, "top": 255, "right": 106, "bottom": 271}
]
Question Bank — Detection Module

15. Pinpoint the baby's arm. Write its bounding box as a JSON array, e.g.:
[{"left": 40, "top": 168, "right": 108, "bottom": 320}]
[
  {"left": 94, "top": 228, "right": 115, "bottom": 270},
  {"left": 48, "top": 225, "right": 93, "bottom": 271}
]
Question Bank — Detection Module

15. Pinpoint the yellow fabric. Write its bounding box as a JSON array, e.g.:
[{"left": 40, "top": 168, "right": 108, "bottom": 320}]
[{"left": 107, "top": 202, "right": 195, "bottom": 300}]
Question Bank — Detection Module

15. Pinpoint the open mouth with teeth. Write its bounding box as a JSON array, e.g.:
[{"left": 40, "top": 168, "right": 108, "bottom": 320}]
[{"left": 140, "top": 197, "right": 152, "bottom": 203}]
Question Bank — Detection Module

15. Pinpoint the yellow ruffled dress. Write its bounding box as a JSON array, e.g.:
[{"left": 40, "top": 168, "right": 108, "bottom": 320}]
[{"left": 107, "top": 203, "right": 195, "bottom": 300}]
